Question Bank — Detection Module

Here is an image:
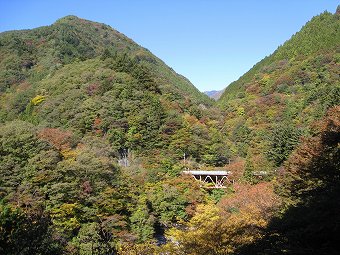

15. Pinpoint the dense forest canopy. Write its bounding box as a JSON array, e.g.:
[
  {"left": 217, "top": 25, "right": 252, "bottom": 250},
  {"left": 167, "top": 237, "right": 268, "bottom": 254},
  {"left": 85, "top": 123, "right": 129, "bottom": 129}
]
[{"left": 0, "top": 7, "right": 339, "bottom": 255}]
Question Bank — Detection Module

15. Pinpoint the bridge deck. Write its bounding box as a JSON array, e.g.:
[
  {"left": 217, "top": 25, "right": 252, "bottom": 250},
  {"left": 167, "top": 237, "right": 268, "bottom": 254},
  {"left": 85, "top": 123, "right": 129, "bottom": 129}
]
[{"left": 183, "top": 170, "right": 231, "bottom": 176}]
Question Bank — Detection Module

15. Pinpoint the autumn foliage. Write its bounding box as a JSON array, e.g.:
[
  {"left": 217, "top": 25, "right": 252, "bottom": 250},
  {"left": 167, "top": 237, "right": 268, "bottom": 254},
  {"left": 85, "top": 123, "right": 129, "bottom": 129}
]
[{"left": 38, "top": 128, "right": 73, "bottom": 151}]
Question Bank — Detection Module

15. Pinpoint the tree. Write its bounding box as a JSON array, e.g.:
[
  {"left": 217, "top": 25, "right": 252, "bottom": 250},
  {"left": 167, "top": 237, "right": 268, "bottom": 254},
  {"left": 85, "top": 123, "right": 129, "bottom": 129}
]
[
  {"left": 267, "top": 124, "right": 302, "bottom": 166},
  {"left": 236, "top": 106, "right": 340, "bottom": 254},
  {"left": 0, "top": 205, "right": 62, "bottom": 255},
  {"left": 129, "top": 196, "right": 155, "bottom": 242},
  {"left": 165, "top": 183, "right": 279, "bottom": 255}
]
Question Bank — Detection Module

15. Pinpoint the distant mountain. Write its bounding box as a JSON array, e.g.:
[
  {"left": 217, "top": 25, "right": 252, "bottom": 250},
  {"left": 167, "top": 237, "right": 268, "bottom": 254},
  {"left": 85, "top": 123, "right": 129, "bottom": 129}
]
[{"left": 204, "top": 89, "right": 224, "bottom": 100}]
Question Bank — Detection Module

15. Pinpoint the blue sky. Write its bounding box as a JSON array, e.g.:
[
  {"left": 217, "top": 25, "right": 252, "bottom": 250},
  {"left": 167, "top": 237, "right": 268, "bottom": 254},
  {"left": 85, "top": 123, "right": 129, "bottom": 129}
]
[{"left": 0, "top": 0, "right": 338, "bottom": 91}]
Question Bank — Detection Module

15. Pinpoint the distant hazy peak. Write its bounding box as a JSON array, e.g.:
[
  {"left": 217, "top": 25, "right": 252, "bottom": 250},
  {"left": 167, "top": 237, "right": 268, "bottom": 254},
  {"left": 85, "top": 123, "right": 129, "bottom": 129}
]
[{"left": 204, "top": 90, "right": 224, "bottom": 100}]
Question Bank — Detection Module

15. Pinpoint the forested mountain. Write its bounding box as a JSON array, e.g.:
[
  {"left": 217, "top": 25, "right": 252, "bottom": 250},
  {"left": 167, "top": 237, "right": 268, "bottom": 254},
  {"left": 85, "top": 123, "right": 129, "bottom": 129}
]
[
  {"left": 217, "top": 10, "right": 339, "bottom": 179},
  {"left": 0, "top": 15, "right": 227, "bottom": 164},
  {"left": 0, "top": 9, "right": 339, "bottom": 255},
  {"left": 0, "top": 16, "right": 227, "bottom": 254},
  {"left": 0, "top": 15, "right": 211, "bottom": 105}
]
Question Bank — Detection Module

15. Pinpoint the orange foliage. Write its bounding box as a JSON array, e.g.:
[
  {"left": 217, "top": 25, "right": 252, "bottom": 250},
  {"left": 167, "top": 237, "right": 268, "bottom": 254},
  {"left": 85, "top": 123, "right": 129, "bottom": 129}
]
[
  {"left": 286, "top": 105, "right": 340, "bottom": 177},
  {"left": 226, "top": 159, "right": 245, "bottom": 181},
  {"left": 93, "top": 117, "right": 102, "bottom": 127},
  {"left": 183, "top": 113, "right": 199, "bottom": 125},
  {"left": 219, "top": 182, "right": 280, "bottom": 220},
  {"left": 166, "top": 186, "right": 280, "bottom": 255},
  {"left": 38, "top": 128, "right": 73, "bottom": 151},
  {"left": 93, "top": 117, "right": 103, "bottom": 135}
]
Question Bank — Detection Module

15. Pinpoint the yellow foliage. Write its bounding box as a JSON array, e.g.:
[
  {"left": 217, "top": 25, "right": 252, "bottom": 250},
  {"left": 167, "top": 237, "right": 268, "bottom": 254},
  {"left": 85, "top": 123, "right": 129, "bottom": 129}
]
[
  {"left": 166, "top": 202, "right": 270, "bottom": 255},
  {"left": 60, "top": 203, "right": 78, "bottom": 214},
  {"left": 50, "top": 203, "right": 80, "bottom": 233},
  {"left": 183, "top": 113, "right": 199, "bottom": 125},
  {"left": 260, "top": 74, "right": 270, "bottom": 83},
  {"left": 61, "top": 148, "right": 78, "bottom": 159},
  {"left": 133, "top": 133, "right": 142, "bottom": 140},
  {"left": 266, "top": 107, "right": 277, "bottom": 120},
  {"left": 237, "top": 107, "right": 245, "bottom": 116},
  {"left": 31, "top": 95, "right": 46, "bottom": 105}
]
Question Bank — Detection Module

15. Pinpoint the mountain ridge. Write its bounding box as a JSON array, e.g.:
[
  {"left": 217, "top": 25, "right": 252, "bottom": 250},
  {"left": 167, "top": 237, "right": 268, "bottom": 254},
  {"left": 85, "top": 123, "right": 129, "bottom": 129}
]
[
  {"left": 218, "top": 10, "right": 340, "bottom": 102},
  {"left": 0, "top": 15, "right": 212, "bottom": 105},
  {"left": 215, "top": 9, "right": 339, "bottom": 179},
  {"left": 204, "top": 89, "right": 224, "bottom": 100},
  {"left": 0, "top": 15, "right": 227, "bottom": 166}
]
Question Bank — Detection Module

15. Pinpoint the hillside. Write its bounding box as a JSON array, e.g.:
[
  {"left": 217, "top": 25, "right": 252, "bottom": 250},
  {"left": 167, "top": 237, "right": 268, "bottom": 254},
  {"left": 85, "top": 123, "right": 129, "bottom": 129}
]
[
  {"left": 0, "top": 16, "right": 227, "bottom": 254},
  {"left": 0, "top": 15, "right": 222, "bottom": 163},
  {"left": 219, "top": 11, "right": 339, "bottom": 102},
  {"left": 166, "top": 9, "right": 340, "bottom": 255},
  {"left": 217, "top": 10, "right": 339, "bottom": 176},
  {"left": 0, "top": 15, "right": 211, "bottom": 105}
]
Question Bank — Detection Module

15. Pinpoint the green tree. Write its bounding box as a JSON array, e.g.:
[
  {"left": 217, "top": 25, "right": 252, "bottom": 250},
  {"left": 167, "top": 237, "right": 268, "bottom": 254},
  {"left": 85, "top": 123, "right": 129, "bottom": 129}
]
[
  {"left": 267, "top": 124, "right": 302, "bottom": 166},
  {"left": 129, "top": 196, "right": 155, "bottom": 242}
]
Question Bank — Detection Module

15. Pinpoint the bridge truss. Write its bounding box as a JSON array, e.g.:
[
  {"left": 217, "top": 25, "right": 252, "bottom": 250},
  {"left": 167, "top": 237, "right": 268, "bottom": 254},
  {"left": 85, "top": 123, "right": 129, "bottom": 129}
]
[{"left": 183, "top": 170, "right": 233, "bottom": 189}]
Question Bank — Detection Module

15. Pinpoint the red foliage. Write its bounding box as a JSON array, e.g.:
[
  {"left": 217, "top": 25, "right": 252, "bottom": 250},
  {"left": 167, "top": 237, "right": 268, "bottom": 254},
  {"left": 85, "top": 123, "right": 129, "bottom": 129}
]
[
  {"left": 226, "top": 159, "right": 245, "bottom": 181},
  {"left": 274, "top": 73, "right": 294, "bottom": 87},
  {"left": 256, "top": 95, "right": 273, "bottom": 106},
  {"left": 37, "top": 38, "right": 46, "bottom": 46},
  {"left": 81, "top": 181, "right": 93, "bottom": 195},
  {"left": 86, "top": 83, "right": 99, "bottom": 96},
  {"left": 25, "top": 40, "right": 34, "bottom": 47},
  {"left": 246, "top": 83, "right": 260, "bottom": 94}
]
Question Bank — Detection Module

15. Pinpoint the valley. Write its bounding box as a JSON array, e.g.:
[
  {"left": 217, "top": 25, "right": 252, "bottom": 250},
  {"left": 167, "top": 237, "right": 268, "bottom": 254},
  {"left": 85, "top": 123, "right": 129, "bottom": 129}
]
[{"left": 0, "top": 7, "right": 339, "bottom": 255}]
